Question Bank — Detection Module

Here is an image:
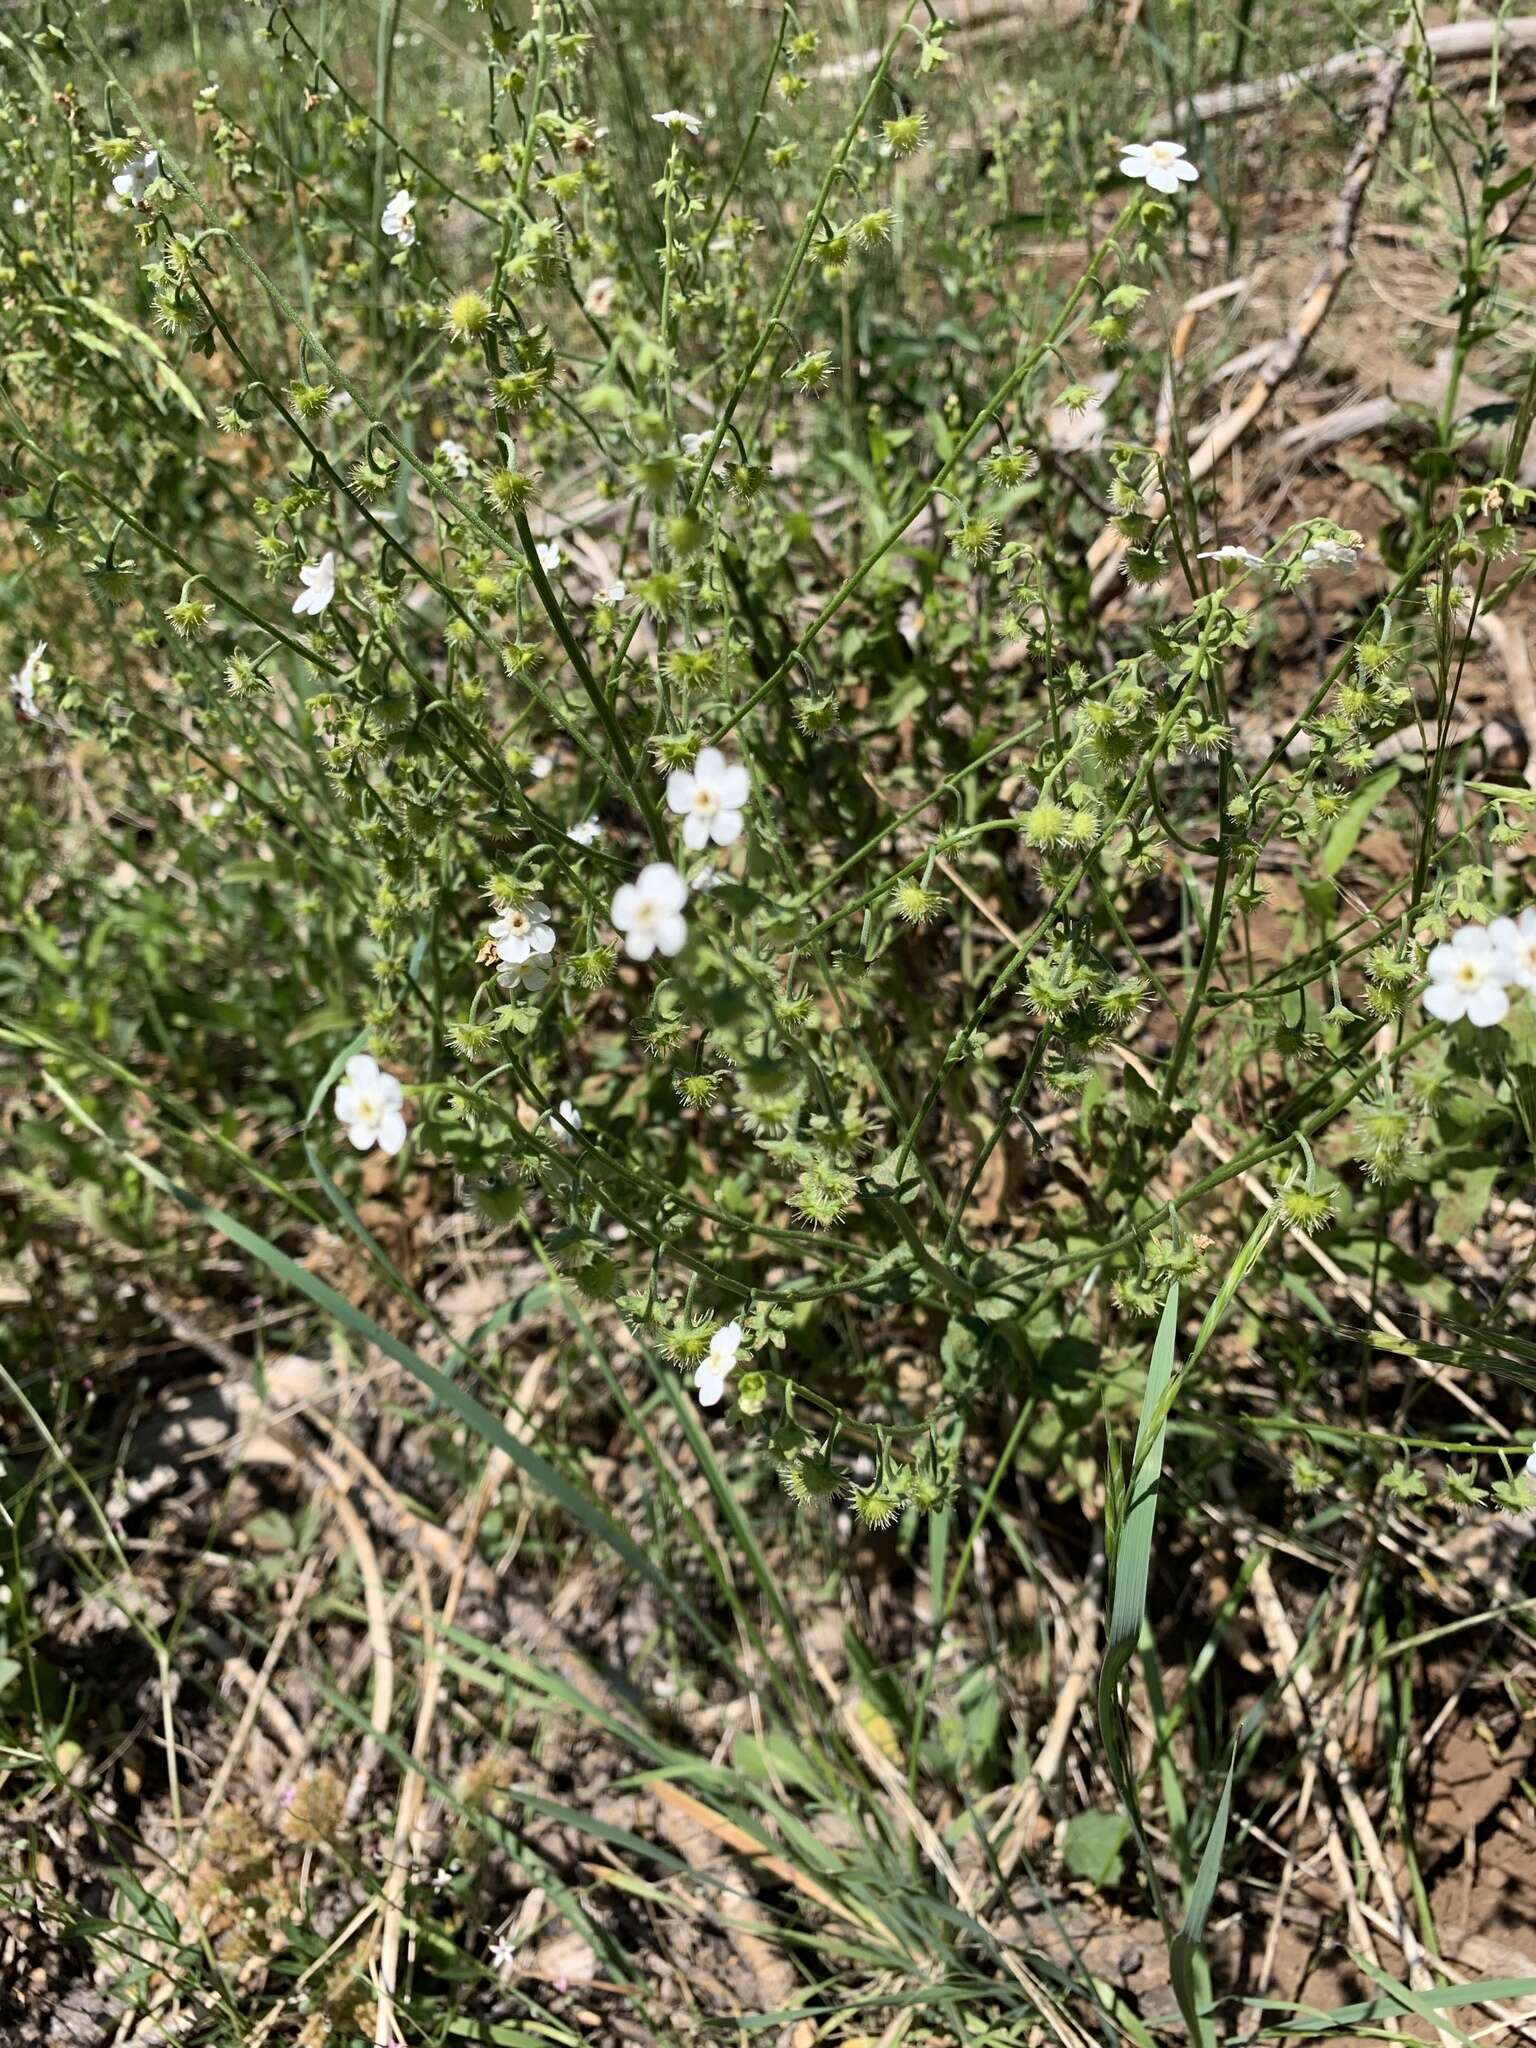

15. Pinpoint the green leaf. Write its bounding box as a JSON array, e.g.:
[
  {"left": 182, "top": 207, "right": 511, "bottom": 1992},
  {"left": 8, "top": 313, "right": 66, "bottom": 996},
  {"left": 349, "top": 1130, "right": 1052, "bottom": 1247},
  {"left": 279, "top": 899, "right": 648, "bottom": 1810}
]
[
  {"left": 1062, "top": 1809, "right": 1131, "bottom": 1890},
  {"left": 1320, "top": 767, "right": 1400, "bottom": 877},
  {"left": 1433, "top": 1163, "right": 1498, "bottom": 1245}
]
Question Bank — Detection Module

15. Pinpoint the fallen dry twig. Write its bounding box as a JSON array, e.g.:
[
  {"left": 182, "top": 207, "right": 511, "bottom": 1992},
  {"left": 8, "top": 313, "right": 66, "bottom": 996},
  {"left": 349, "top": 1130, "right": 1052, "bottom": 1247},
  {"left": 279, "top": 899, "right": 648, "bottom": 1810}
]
[{"left": 1154, "top": 18, "right": 1536, "bottom": 127}]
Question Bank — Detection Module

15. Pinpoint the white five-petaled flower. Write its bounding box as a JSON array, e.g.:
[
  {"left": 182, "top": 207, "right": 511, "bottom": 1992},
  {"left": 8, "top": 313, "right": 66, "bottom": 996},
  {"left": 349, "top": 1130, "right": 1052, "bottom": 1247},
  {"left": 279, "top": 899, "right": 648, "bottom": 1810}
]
[
  {"left": 612, "top": 861, "right": 689, "bottom": 961},
  {"left": 548, "top": 1097, "right": 582, "bottom": 1147},
  {"left": 694, "top": 1321, "right": 744, "bottom": 1407},
  {"left": 529, "top": 752, "right": 554, "bottom": 780},
  {"left": 535, "top": 541, "right": 564, "bottom": 576},
  {"left": 490, "top": 899, "right": 556, "bottom": 965},
  {"left": 112, "top": 149, "right": 161, "bottom": 209},
  {"left": 381, "top": 188, "right": 416, "bottom": 248},
  {"left": 1423, "top": 924, "right": 1512, "bottom": 1029},
  {"left": 666, "top": 745, "right": 750, "bottom": 851},
  {"left": 1198, "top": 545, "right": 1265, "bottom": 570},
  {"left": 292, "top": 551, "right": 337, "bottom": 617},
  {"left": 597, "top": 580, "right": 628, "bottom": 606},
  {"left": 1298, "top": 535, "right": 1362, "bottom": 572},
  {"left": 583, "top": 274, "right": 616, "bottom": 317},
  {"left": 498, "top": 953, "right": 552, "bottom": 995},
  {"left": 334, "top": 1053, "right": 407, "bottom": 1156},
  {"left": 652, "top": 109, "right": 703, "bottom": 138},
  {"left": 489, "top": 1936, "right": 518, "bottom": 1972},
  {"left": 11, "top": 197, "right": 27, "bottom": 217},
  {"left": 10, "top": 641, "right": 49, "bottom": 719},
  {"left": 1491, "top": 907, "right": 1536, "bottom": 992},
  {"left": 438, "top": 437, "right": 470, "bottom": 478},
  {"left": 1118, "top": 139, "right": 1198, "bottom": 195},
  {"left": 568, "top": 817, "right": 603, "bottom": 846}
]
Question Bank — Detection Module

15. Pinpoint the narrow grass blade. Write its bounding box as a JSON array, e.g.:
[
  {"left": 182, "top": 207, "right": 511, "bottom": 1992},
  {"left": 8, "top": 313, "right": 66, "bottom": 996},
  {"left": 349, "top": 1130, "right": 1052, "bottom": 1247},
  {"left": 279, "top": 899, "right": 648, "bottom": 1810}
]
[
  {"left": 1168, "top": 1748, "right": 1235, "bottom": 2048},
  {"left": 1099, "top": 1282, "right": 1181, "bottom": 1736}
]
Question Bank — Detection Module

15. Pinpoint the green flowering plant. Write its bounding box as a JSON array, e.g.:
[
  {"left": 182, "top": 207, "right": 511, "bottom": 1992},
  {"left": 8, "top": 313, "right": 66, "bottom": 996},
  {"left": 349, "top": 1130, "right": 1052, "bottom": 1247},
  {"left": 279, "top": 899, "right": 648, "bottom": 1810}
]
[{"left": 4, "top": 4, "right": 1536, "bottom": 2030}]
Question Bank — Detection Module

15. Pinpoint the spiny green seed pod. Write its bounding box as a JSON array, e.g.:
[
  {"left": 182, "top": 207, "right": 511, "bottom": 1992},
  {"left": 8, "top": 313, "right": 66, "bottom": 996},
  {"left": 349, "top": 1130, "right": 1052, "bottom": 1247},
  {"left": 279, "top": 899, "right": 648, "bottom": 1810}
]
[
  {"left": 1111, "top": 1274, "right": 1163, "bottom": 1320},
  {"left": 783, "top": 349, "right": 833, "bottom": 397},
  {"left": 1442, "top": 1467, "right": 1487, "bottom": 1510},
  {"left": 779, "top": 1453, "right": 848, "bottom": 1506},
  {"left": 817, "top": 231, "right": 852, "bottom": 278},
  {"left": 93, "top": 135, "right": 143, "bottom": 170},
  {"left": 512, "top": 220, "right": 563, "bottom": 287},
  {"left": 1095, "top": 975, "right": 1147, "bottom": 1026},
  {"left": 567, "top": 1250, "right": 621, "bottom": 1305},
  {"left": 791, "top": 1159, "right": 857, "bottom": 1229},
  {"left": 1144, "top": 1232, "right": 1208, "bottom": 1282},
  {"left": 632, "top": 570, "right": 686, "bottom": 618},
  {"left": 851, "top": 1484, "right": 902, "bottom": 1531},
  {"left": 795, "top": 691, "right": 839, "bottom": 735},
  {"left": 289, "top": 380, "right": 334, "bottom": 421},
  {"left": 446, "top": 289, "right": 493, "bottom": 342},
  {"left": 165, "top": 597, "right": 214, "bottom": 639},
  {"left": 881, "top": 112, "right": 926, "bottom": 157},
  {"left": 652, "top": 730, "right": 703, "bottom": 770},
  {"left": 774, "top": 994, "right": 814, "bottom": 1031},
  {"left": 663, "top": 512, "right": 707, "bottom": 559},
  {"left": 486, "top": 873, "right": 538, "bottom": 908},
  {"left": 734, "top": 1081, "right": 802, "bottom": 1138},
  {"left": 493, "top": 368, "right": 549, "bottom": 411},
  {"left": 1021, "top": 799, "right": 1070, "bottom": 849},
  {"left": 984, "top": 448, "right": 1038, "bottom": 487},
  {"left": 1289, "top": 1452, "right": 1330, "bottom": 1496},
  {"left": 661, "top": 1318, "right": 714, "bottom": 1367},
  {"left": 948, "top": 515, "right": 999, "bottom": 564},
  {"left": 893, "top": 879, "right": 944, "bottom": 928},
  {"left": 631, "top": 453, "right": 682, "bottom": 501},
  {"left": 1361, "top": 978, "right": 1409, "bottom": 1021},
  {"left": 348, "top": 458, "right": 397, "bottom": 503},
  {"left": 87, "top": 555, "right": 138, "bottom": 607},
  {"left": 446, "top": 1018, "right": 496, "bottom": 1062},
  {"left": 499, "top": 639, "right": 545, "bottom": 679},
  {"left": 665, "top": 650, "right": 721, "bottom": 697},
  {"left": 1122, "top": 544, "right": 1166, "bottom": 586},
  {"left": 1277, "top": 1183, "right": 1337, "bottom": 1236},
  {"left": 1351, "top": 1097, "right": 1417, "bottom": 1183},
  {"left": 1365, "top": 945, "right": 1416, "bottom": 988},
  {"left": 726, "top": 461, "right": 771, "bottom": 504},
  {"left": 485, "top": 467, "right": 539, "bottom": 512},
  {"left": 570, "top": 944, "right": 618, "bottom": 989},
  {"left": 850, "top": 208, "right": 892, "bottom": 248},
  {"left": 675, "top": 1070, "right": 719, "bottom": 1109},
  {"left": 643, "top": 1014, "right": 689, "bottom": 1058},
  {"left": 224, "top": 653, "right": 268, "bottom": 699},
  {"left": 906, "top": 1470, "right": 951, "bottom": 1513}
]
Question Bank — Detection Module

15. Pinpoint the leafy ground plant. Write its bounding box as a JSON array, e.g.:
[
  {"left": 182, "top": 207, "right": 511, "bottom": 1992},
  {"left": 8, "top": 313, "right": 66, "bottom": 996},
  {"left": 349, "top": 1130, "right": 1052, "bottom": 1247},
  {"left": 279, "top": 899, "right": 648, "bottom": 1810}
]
[{"left": 5, "top": 0, "right": 1536, "bottom": 2042}]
